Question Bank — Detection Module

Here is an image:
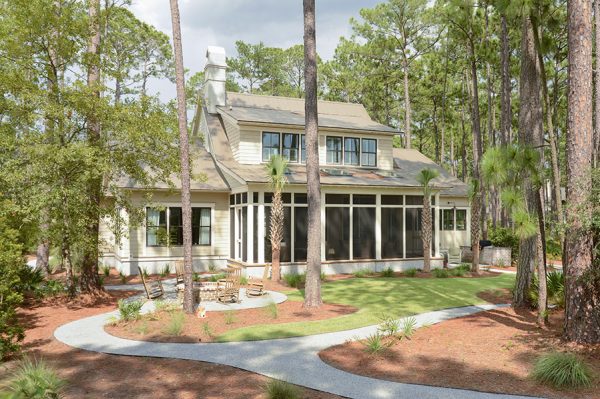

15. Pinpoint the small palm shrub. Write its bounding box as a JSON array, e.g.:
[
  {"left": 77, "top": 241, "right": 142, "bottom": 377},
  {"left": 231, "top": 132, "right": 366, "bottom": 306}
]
[
  {"left": 5, "top": 357, "right": 65, "bottom": 399},
  {"left": 209, "top": 273, "right": 227, "bottom": 282},
  {"left": 140, "top": 268, "right": 149, "bottom": 279},
  {"left": 449, "top": 265, "right": 469, "bottom": 277},
  {"left": 160, "top": 264, "right": 171, "bottom": 278},
  {"left": 432, "top": 268, "right": 450, "bottom": 278},
  {"left": 224, "top": 310, "right": 236, "bottom": 325},
  {"left": 202, "top": 322, "right": 213, "bottom": 338},
  {"left": 353, "top": 269, "right": 372, "bottom": 278},
  {"left": 531, "top": 352, "right": 592, "bottom": 388},
  {"left": 381, "top": 267, "right": 395, "bottom": 278},
  {"left": 401, "top": 316, "right": 418, "bottom": 339},
  {"left": 239, "top": 276, "right": 248, "bottom": 285},
  {"left": 529, "top": 271, "right": 565, "bottom": 308},
  {"left": 118, "top": 271, "right": 127, "bottom": 284},
  {"left": 117, "top": 299, "right": 142, "bottom": 322},
  {"left": 36, "top": 280, "right": 65, "bottom": 298},
  {"left": 283, "top": 273, "right": 305, "bottom": 288},
  {"left": 378, "top": 315, "right": 400, "bottom": 337},
  {"left": 163, "top": 311, "right": 185, "bottom": 336},
  {"left": 101, "top": 264, "right": 111, "bottom": 277},
  {"left": 264, "top": 379, "right": 301, "bottom": 399},
  {"left": 403, "top": 268, "right": 418, "bottom": 277},
  {"left": 320, "top": 272, "right": 327, "bottom": 281},
  {"left": 208, "top": 264, "right": 218, "bottom": 272},
  {"left": 192, "top": 272, "right": 200, "bottom": 282},
  {"left": 362, "top": 333, "right": 391, "bottom": 354}
]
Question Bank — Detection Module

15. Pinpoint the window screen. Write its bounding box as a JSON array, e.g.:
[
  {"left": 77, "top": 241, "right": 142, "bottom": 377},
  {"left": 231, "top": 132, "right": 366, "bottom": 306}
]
[
  {"left": 326, "top": 136, "right": 342, "bottom": 164},
  {"left": 262, "top": 132, "right": 280, "bottom": 161},
  {"left": 361, "top": 138, "right": 377, "bottom": 166},
  {"left": 344, "top": 137, "right": 360, "bottom": 165},
  {"left": 353, "top": 207, "right": 375, "bottom": 259}
]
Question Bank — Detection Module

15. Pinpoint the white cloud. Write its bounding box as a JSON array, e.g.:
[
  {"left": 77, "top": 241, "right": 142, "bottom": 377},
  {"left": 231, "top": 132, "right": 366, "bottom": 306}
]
[{"left": 129, "top": 0, "right": 379, "bottom": 101}]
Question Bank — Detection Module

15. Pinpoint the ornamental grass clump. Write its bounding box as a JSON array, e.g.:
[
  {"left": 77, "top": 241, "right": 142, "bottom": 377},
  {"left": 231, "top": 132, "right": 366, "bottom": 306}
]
[
  {"left": 403, "top": 268, "right": 418, "bottom": 277},
  {"left": 283, "top": 273, "right": 305, "bottom": 288},
  {"left": 400, "top": 316, "right": 417, "bottom": 339},
  {"left": 224, "top": 310, "right": 236, "bottom": 325},
  {"left": 163, "top": 311, "right": 185, "bottom": 336},
  {"left": 381, "top": 267, "right": 395, "bottom": 277},
  {"left": 362, "top": 333, "right": 392, "bottom": 355},
  {"left": 264, "top": 379, "right": 301, "bottom": 399},
  {"left": 117, "top": 299, "right": 143, "bottom": 322},
  {"left": 432, "top": 268, "right": 450, "bottom": 278},
  {"left": 5, "top": 357, "right": 65, "bottom": 399},
  {"left": 531, "top": 352, "right": 592, "bottom": 389},
  {"left": 378, "top": 314, "right": 400, "bottom": 337},
  {"left": 265, "top": 301, "right": 278, "bottom": 319}
]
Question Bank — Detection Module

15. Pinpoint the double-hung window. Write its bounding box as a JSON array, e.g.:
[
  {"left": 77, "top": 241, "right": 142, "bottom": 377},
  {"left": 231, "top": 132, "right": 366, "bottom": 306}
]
[
  {"left": 442, "top": 209, "right": 454, "bottom": 231},
  {"left": 262, "top": 132, "right": 280, "bottom": 161},
  {"left": 282, "top": 133, "right": 299, "bottom": 163},
  {"left": 361, "top": 138, "right": 377, "bottom": 167},
  {"left": 344, "top": 137, "right": 360, "bottom": 165},
  {"left": 301, "top": 135, "right": 306, "bottom": 163},
  {"left": 146, "top": 207, "right": 211, "bottom": 246},
  {"left": 326, "top": 136, "right": 343, "bottom": 164}
]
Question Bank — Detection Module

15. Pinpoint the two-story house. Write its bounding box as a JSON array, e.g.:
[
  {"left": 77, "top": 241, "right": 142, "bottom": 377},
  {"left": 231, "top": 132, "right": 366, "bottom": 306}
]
[{"left": 100, "top": 46, "right": 471, "bottom": 276}]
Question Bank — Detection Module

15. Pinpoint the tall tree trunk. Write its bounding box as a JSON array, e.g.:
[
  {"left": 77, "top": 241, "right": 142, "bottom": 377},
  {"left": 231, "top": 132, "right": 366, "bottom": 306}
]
[
  {"left": 441, "top": 33, "right": 449, "bottom": 168},
  {"left": 80, "top": 0, "right": 102, "bottom": 293},
  {"left": 596, "top": 0, "right": 600, "bottom": 168},
  {"left": 270, "top": 191, "right": 284, "bottom": 282},
  {"left": 531, "top": 18, "right": 563, "bottom": 224},
  {"left": 468, "top": 38, "right": 483, "bottom": 274},
  {"left": 450, "top": 131, "right": 456, "bottom": 177},
  {"left": 565, "top": 0, "right": 599, "bottom": 343},
  {"left": 460, "top": 98, "right": 468, "bottom": 182},
  {"left": 422, "top": 194, "right": 432, "bottom": 273},
  {"left": 303, "top": 0, "right": 322, "bottom": 308},
  {"left": 403, "top": 59, "right": 412, "bottom": 149},
  {"left": 500, "top": 14, "right": 511, "bottom": 147},
  {"left": 169, "top": 0, "right": 194, "bottom": 313}
]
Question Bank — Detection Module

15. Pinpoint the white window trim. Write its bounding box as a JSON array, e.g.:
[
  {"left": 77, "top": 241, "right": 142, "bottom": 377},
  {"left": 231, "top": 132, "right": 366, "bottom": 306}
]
[{"left": 144, "top": 203, "right": 215, "bottom": 249}]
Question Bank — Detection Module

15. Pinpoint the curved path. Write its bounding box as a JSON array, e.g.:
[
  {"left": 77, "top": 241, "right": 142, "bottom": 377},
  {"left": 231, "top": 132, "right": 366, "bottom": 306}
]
[{"left": 55, "top": 304, "right": 539, "bottom": 399}]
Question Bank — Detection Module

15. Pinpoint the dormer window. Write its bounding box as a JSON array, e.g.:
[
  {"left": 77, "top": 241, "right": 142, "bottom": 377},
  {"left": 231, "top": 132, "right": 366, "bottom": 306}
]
[
  {"left": 262, "top": 132, "right": 280, "bottom": 161},
  {"left": 344, "top": 137, "right": 360, "bottom": 165},
  {"left": 326, "top": 137, "right": 343, "bottom": 164},
  {"left": 361, "top": 138, "right": 377, "bottom": 167},
  {"left": 282, "top": 133, "right": 300, "bottom": 163}
]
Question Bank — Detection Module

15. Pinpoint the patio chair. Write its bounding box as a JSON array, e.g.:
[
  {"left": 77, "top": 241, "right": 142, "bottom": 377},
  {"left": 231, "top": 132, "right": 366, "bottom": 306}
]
[
  {"left": 246, "top": 264, "right": 270, "bottom": 297},
  {"left": 174, "top": 260, "right": 185, "bottom": 286},
  {"left": 216, "top": 266, "right": 242, "bottom": 303},
  {"left": 138, "top": 266, "right": 164, "bottom": 300}
]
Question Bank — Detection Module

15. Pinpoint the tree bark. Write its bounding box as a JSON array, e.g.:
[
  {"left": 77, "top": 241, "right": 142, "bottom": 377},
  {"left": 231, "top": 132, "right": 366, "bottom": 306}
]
[
  {"left": 403, "top": 59, "right": 412, "bottom": 149},
  {"left": 303, "top": 0, "right": 322, "bottom": 308},
  {"left": 596, "top": 0, "right": 600, "bottom": 168},
  {"left": 169, "top": 0, "right": 194, "bottom": 314},
  {"left": 565, "top": 0, "right": 599, "bottom": 343},
  {"left": 269, "top": 191, "right": 284, "bottom": 282},
  {"left": 500, "top": 14, "right": 511, "bottom": 147},
  {"left": 422, "top": 194, "right": 432, "bottom": 273},
  {"left": 80, "top": 0, "right": 102, "bottom": 293}
]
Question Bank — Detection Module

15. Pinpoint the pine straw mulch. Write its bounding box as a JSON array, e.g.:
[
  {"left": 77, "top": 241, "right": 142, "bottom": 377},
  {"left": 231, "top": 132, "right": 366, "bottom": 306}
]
[
  {"left": 319, "top": 304, "right": 600, "bottom": 399},
  {"left": 105, "top": 301, "right": 357, "bottom": 343},
  {"left": 1, "top": 290, "right": 341, "bottom": 399}
]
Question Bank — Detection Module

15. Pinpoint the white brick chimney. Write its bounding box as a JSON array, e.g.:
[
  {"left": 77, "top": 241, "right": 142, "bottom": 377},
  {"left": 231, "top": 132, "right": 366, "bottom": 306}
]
[{"left": 204, "top": 46, "right": 227, "bottom": 114}]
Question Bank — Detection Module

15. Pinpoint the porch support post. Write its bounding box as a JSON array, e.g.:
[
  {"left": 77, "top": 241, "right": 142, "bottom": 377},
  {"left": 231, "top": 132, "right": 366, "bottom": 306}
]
[
  {"left": 258, "top": 191, "right": 265, "bottom": 263},
  {"left": 247, "top": 192, "right": 254, "bottom": 263},
  {"left": 234, "top": 205, "right": 239, "bottom": 259},
  {"left": 321, "top": 191, "right": 326, "bottom": 262},
  {"left": 375, "top": 194, "right": 382, "bottom": 260},
  {"left": 434, "top": 192, "right": 441, "bottom": 257}
]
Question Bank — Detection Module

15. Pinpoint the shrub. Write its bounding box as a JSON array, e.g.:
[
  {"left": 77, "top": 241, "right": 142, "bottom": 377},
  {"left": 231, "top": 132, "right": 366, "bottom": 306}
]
[
  {"left": 320, "top": 272, "right": 327, "bottom": 281},
  {"left": 362, "top": 333, "right": 391, "bottom": 354},
  {"left": 209, "top": 273, "right": 227, "bottom": 282},
  {"left": 449, "top": 265, "right": 468, "bottom": 277},
  {"left": 202, "top": 322, "right": 213, "bottom": 338},
  {"left": 192, "top": 272, "right": 200, "bottom": 282},
  {"left": 134, "top": 321, "right": 149, "bottom": 335},
  {"left": 283, "top": 273, "right": 305, "bottom": 288},
  {"left": 140, "top": 268, "right": 149, "bottom": 279},
  {"left": 239, "top": 276, "right": 248, "bottom": 285},
  {"left": 531, "top": 352, "right": 592, "bottom": 388},
  {"left": 4, "top": 357, "right": 65, "bottom": 399},
  {"left": 16, "top": 267, "right": 44, "bottom": 293},
  {"left": 381, "top": 267, "right": 394, "bottom": 278},
  {"left": 37, "top": 280, "right": 65, "bottom": 298},
  {"left": 488, "top": 226, "right": 519, "bottom": 261},
  {"left": 265, "top": 301, "right": 278, "bottom": 319},
  {"left": 403, "top": 268, "right": 418, "bottom": 277},
  {"left": 353, "top": 269, "right": 372, "bottom": 278},
  {"left": 118, "top": 299, "right": 143, "bottom": 322},
  {"left": 529, "top": 271, "right": 565, "bottom": 308},
  {"left": 101, "top": 264, "right": 111, "bottom": 277},
  {"left": 264, "top": 379, "right": 301, "bottom": 399},
  {"left": 208, "top": 264, "right": 217, "bottom": 272},
  {"left": 224, "top": 310, "right": 236, "bottom": 325},
  {"left": 432, "top": 268, "right": 450, "bottom": 278},
  {"left": 160, "top": 264, "right": 171, "bottom": 277},
  {"left": 163, "top": 311, "right": 185, "bottom": 336},
  {"left": 118, "top": 271, "right": 127, "bottom": 284}
]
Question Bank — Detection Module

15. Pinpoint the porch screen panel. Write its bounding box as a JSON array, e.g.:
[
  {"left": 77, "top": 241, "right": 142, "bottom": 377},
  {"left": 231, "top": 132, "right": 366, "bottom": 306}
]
[
  {"left": 405, "top": 208, "right": 423, "bottom": 258},
  {"left": 253, "top": 206, "right": 258, "bottom": 263},
  {"left": 280, "top": 207, "right": 292, "bottom": 263},
  {"left": 294, "top": 207, "right": 308, "bottom": 262},
  {"left": 381, "top": 208, "right": 403, "bottom": 258},
  {"left": 353, "top": 207, "right": 375, "bottom": 259},
  {"left": 325, "top": 207, "right": 350, "bottom": 260},
  {"left": 264, "top": 207, "right": 271, "bottom": 262}
]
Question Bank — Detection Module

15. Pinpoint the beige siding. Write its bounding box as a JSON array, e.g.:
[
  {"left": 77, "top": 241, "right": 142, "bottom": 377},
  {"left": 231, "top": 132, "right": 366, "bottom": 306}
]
[
  {"left": 378, "top": 136, "right": 393, "bottom": 170},
  {"left": 222, "top": 113, "right": 241, "bottom": 159},
  {"left": 237, "top": 128, "right": 262, "bottom": 163}
]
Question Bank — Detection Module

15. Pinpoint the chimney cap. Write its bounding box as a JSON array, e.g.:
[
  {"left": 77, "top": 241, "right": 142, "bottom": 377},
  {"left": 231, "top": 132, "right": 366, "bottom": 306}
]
[{"left": 206, "top": 46, "right": 226, "bottom": 67}]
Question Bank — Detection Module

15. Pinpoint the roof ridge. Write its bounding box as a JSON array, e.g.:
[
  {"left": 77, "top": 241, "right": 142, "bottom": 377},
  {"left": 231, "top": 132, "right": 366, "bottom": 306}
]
[{"left": 226, "top": 91, "right": 365, "bottom": 108}]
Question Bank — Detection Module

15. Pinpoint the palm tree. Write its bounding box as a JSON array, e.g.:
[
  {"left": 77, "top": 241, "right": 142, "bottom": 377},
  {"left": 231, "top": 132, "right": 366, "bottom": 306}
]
[
  {"left": 417, "top": 168, "right": 440, "bottom": 273},
  {"left": 265, "top": 155, "right": 288, "bottom": 282},
  {"left": 303, "top": 0, "right": 322, "bottom": 308},
  {"left": 169, "top": 0, "right": 194, "bottom": 313}
]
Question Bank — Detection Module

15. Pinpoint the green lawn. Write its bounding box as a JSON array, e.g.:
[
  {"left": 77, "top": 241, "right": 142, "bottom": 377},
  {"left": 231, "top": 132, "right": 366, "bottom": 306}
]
[{"left": 217, "top": 274, "right": 514, "bottom": 342}]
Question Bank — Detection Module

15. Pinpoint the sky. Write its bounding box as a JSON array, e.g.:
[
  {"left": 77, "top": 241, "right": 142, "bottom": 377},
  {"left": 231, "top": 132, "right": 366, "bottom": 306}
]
[{"left": 129, "top": 0, "right": 381, "bottom": 101}]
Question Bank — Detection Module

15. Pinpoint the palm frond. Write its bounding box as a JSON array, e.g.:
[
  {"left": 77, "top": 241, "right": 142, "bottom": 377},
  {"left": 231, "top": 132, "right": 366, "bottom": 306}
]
[
  {"left": 417, "top": 168, "right": 440, "bottom": 196},
  {"left": 481, "top": 147, "right": 507, "bottom": 185},
  {"left": 264, "top": 155, "right": 288, "bottom": 191}
]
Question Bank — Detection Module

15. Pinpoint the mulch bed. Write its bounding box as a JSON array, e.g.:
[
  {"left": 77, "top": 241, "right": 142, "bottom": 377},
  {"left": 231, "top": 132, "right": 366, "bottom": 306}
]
[
  {"left": 1, "top": 291, "right": 341, "bottom": 399},
  {"left": 319, "top": 306, "right": 600, "bottom": 399},
  {"left": 105, "top": 301, "right": 357, "bottom": 343}
]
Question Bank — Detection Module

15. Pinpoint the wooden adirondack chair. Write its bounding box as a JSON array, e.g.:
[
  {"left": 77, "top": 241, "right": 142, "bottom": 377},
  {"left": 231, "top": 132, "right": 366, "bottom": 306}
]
[
  {"left": 138, "top": 266, "right": 164, "bottom": 300},
  {"left": 216, "top": 266, "right": 242, "bottom": 303},
  {"left": 174, "top": 260, "right": 185, "bottom": 286},
  {"left": 246, "top": 264, "right": 270, "bottom": 297}
]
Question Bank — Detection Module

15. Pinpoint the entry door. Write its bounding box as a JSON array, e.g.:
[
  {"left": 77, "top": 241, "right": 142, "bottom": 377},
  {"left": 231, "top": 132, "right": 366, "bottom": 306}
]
[{"left": 236, "top": 208, "right": 243, "bottom": 260}]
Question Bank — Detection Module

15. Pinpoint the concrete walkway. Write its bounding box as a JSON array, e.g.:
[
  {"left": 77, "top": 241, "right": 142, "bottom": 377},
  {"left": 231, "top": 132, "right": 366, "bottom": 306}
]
[{"left": 54, "top": 303, "right": 540, "bottom": 399}]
